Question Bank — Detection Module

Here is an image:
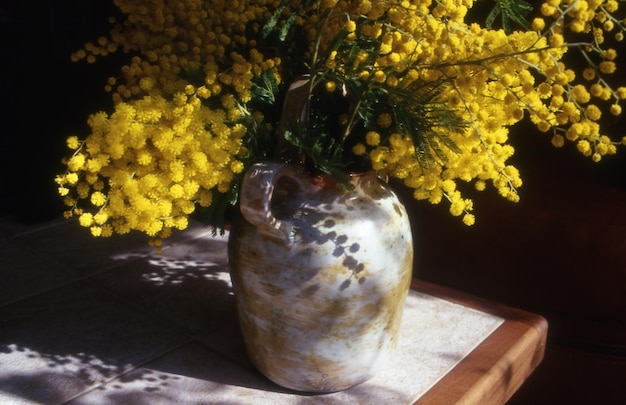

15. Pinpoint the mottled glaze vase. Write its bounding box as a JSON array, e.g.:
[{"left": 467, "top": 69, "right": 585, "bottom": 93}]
[{"left": 228, "top": 161, "right": 413, "bottom": 393}]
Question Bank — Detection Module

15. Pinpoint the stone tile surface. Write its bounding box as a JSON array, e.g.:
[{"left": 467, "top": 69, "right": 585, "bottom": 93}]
[
  {"left": 11, "top": 219, "right": 214, "bottom": 277},
  {"left": 10, "top": 220, "right": 154, "bottom": 276},
  {"left": 0, "top": 217, "right": 504, "bottom": 404},
  {"left": 63, "top": 290, "right": 504, "bottom": 405},
  {"left": 0, "top": 239, "right": 76, "bottom": 306},
  {"left": 0, "top": 282, "right": 187, "bottom": 405},
  {"left": 92, "top": 232, "right": 236, "bottom": 336},
  {"left": 0, "top": 216, "right": 66, "bottom": 239}
]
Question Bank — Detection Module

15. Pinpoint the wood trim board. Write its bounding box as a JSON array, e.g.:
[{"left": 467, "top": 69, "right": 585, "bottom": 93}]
[{"left": 411, "top": 279, "right": 548, "bottom": 405}]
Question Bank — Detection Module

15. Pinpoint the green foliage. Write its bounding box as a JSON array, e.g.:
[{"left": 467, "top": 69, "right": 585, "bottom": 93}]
[
  {"left": 485, "top": 0, "right": 533, "bottom": 33},
  {"left": 279, "top": 13, "right": 467, "bottom": 175},
  {"left": 261, "top": 0, "right": 317, "bottom": 41},
  {"left": 385, "top": 82, "right": 465, "bottom": 167},
  {"left": 207, "top": 3, "right": 473, "bottom": 224}
]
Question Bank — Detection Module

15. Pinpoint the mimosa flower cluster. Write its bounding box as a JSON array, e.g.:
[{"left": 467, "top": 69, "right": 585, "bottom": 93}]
[{"left": 56, "top": 0, "right": 626, "bottom": 245}]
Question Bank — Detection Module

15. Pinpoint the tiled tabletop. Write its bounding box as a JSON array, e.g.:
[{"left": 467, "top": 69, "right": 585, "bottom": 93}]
[{"left": 0, "top": 216, "right": 505, "bottom": 404}]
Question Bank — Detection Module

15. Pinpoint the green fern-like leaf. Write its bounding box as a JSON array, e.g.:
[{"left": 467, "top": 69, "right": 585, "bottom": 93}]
[
  {"left": 261, "top": 1, "right": 287, "bottom": 39},
  {"left": 485, "top": 0, "right": 533, "bottom": 33},
  {"left": 384, "top": 81, "right": 465, "bottom": 167},
  {"left": 251, "top": 69, "right": 280, "bottom": 105}
]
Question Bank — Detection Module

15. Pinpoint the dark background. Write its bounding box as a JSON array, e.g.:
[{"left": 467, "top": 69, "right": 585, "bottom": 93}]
[
  {"left": 1, "top": 1, "right": 625, "bottom": 404},
  {"left": 1, "top": 0, "right": 121, "bottom": 223}
]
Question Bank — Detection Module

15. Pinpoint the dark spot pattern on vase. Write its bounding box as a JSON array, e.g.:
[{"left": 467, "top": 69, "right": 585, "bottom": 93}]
[
  {"left": 229, "top": 167, "right": 414, "bottom": 392},
  {"left": 297, "top": 284, "right": 321, "bottom": 299}
]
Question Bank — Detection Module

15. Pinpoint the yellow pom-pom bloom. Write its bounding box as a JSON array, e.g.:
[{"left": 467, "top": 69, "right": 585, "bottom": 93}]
[
  {"left": 610, "top": 104, "right": 622, "bottom": 116},
  {"left": 79, "top": 213, "right": 94, "bottom": 227},
  {"left": 352, "top": 143, "right": 366, "bottom": 156},
  {"left": 377, "top": 113, "right": 392, "bottom": 128},
  {"left": 599, "top": 61, "right": 617, "bottom": 74},
  {"left": 345, "top": 20, "right": 356, "bottom": 33},
  {"left": 90, "top": 191, "right": 107, "bottom": 206},
  {"left": 365, "top": 131, "right": 381, "bottom": 146},
  {"left": 66, "top": 136, "right": 81, "bottom": 150},
  {"left": 462, "top": 214, "right": 475, "bottom": 226},
  {"left": 56, "top": 0, "right": 626, "bottom": 239},
  {"left": 585, "top": 104, "right": 602, "bottom": 121},
  {"left": 532, "top": 18, "right": 545, "bottom": 31}
]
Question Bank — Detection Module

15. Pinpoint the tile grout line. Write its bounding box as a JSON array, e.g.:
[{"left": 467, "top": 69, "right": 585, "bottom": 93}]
[
  {"left": 190, "top": 331, "right": 260, "bottom": 374},
  {"left": 0, "top": 219, "right": 219, "bottom": 310},
  {"left": 56, "top": 337, "right": 196, "bottom": 405},
  {"left": 0, "top": 240, "right": 85, "bottom": 309},
  {"left": 79, "top": 273, "right": 214, "bottom": 342},
  {"left": 1, "top": 217, "right": 248, "bottom": 404},
  {"left": 55, "top": 333, "right": 266, "bottom": 405},
  {"left": 0, "top": 217, "right": 71, "bottom": 240},
  {"left": 0, "top": 249, "right": 152, "bottom": 310}
]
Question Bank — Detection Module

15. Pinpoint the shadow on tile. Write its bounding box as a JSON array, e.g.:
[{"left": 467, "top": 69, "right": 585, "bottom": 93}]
[
  {"left": 92, "top": 233, "right": 237, "bottom": 338},
  {"left": 11, "top": 219, "right": 216, "bottom": 277},
  {"left": 0, "top": 239, "right": 78, "bottom": 307},
  {"left": 66, "top": 342, "right": 412, "bottom": 405},
  {"left": 0, "top": 282, "right": 188, "bottom": 405}
]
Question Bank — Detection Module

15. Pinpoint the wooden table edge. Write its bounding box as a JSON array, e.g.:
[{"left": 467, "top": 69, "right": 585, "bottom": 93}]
[{"left": 410, "top": 279, "right": 548, "bottom": 405}]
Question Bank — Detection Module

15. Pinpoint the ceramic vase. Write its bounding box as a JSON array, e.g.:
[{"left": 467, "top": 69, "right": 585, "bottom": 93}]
[{"left": 228, "top": 161, "right": 413, "bottom": 392}]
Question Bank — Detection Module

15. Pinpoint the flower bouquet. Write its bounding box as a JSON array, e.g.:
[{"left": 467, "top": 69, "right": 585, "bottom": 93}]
[{"left": 56, "top": 0, "right": 626, "bottom": 248}]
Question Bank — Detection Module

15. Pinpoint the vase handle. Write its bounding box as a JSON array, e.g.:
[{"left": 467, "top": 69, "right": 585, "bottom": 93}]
[{"left": 239, "top": 162, "right": 302, "bottom": 244}]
